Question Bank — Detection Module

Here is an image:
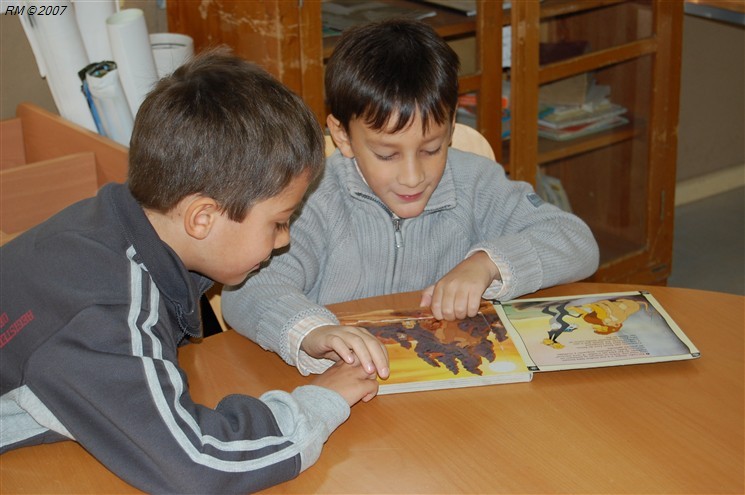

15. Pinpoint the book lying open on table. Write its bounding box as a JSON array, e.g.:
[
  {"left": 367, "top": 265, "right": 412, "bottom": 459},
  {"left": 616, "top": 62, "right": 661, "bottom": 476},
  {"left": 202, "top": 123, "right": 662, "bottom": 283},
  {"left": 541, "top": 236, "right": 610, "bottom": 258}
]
[{"left": 336, "top": 291, "right": 700, "bottom": 394}]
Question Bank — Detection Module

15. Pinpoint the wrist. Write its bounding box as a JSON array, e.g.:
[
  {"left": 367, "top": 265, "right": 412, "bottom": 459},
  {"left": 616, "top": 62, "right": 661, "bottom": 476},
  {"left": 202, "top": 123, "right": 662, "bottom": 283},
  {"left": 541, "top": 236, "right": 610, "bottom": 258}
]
[{"left": 470, "top": 250, "right": 501, "bottom": 282}]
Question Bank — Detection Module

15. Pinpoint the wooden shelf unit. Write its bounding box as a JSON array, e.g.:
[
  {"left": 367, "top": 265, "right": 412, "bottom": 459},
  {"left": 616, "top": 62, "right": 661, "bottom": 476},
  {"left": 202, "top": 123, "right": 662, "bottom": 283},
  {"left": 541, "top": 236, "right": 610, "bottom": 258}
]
[
  {"left": 166, "top": 0, "right": 505, "bottom": 150},
  {"left": 508, "top": 0, "right": 682, "bottom": 284},
  {"left": 166, "top": 0, "right": 683, "bottom": 285}
]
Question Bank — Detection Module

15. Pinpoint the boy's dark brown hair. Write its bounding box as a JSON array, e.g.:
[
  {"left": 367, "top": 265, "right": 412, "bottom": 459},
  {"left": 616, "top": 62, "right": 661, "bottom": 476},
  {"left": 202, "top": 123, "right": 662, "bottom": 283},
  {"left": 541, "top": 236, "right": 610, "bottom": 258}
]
[
  {"left": 325, "top": 18, "right": 460, "bottom": 134},
  {"left": 128, "top": 48, "right": 324, "bottom": 222}
]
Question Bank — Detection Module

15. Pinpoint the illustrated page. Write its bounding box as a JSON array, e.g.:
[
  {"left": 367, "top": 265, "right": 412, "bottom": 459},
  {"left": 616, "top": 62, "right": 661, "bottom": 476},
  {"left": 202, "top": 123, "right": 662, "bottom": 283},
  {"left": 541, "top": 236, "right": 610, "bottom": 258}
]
[
  {"left": 337, "top": 301, "right": 532, "bottom": 393},
  {"left": 494, "top": 291, "right": 700, "bottom": 371}
]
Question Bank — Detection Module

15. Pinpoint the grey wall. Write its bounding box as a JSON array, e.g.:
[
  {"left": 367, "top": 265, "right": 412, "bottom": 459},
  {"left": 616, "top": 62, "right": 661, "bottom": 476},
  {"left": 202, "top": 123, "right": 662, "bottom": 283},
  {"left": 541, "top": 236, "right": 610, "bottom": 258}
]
[
  {"left": 1, "top": 10, "right": 57, "bottom": 118},
  {"left": 676, "top": 14, "right": 744, "bottom": 181}
]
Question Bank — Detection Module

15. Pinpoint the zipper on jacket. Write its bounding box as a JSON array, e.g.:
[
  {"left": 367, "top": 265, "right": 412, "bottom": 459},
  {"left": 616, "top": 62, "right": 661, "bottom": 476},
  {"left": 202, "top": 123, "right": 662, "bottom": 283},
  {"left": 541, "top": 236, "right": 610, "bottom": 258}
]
[
  {"left": 392, "top": 217, "right": 404, "bottom": 249},
  {"left": 356, "top": 193, "right": 404, "bottom": 249},
  {"left": 354, "top": 192, "right": 404, "bottom": 290}
]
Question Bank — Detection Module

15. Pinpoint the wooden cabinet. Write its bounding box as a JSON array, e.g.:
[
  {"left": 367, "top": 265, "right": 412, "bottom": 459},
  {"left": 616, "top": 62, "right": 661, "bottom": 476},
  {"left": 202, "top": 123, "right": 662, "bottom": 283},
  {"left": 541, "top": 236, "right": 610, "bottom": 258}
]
[
  {"left": 507, "top": 1, "right": 682, "bottom": 284},
  {"left": 166, "top": 1, "right": 504, "bottom": 146},
  {"left": 166, "top": 0, "right": 682, "bottom": 285}
]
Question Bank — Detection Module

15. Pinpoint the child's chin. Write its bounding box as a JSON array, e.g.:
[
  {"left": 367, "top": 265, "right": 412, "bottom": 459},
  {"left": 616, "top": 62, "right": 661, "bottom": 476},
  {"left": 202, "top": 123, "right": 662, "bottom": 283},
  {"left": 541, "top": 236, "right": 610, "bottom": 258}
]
[
  {"left": 221, "top": 272, "right": 253, "bottom": 286},
  {"left": 393, "top": 205, "right": 426, "bottom": 219}
]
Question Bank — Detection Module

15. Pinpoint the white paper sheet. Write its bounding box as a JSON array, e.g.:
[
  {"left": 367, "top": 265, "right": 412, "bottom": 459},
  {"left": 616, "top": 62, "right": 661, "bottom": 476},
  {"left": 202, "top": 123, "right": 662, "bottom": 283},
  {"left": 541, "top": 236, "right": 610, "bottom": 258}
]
[
  {"left": 19, "top": 0, "right": 96, "bottom": 131},
  {"left": 72, "top": 0, "right": 116, "bottom": 62},
  {"left": 86, "top": 64, "right": 134, "bottom": 146},
  {"left": 150, "top": 33, "right": 194, "bottom": 78},
  {"left": 106, "top": 8, "right": 158, "bottom": 118}
]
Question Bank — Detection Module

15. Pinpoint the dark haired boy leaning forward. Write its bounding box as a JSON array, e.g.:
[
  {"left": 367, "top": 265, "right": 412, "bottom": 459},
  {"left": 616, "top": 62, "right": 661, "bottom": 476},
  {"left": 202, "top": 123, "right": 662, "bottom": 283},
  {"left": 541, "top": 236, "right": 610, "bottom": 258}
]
[
  {"left": 0, "top": 49, "right": 379, "bottom": 494},
  {"left": 222, "top": 19, "right": 598, "bottom": 378}
]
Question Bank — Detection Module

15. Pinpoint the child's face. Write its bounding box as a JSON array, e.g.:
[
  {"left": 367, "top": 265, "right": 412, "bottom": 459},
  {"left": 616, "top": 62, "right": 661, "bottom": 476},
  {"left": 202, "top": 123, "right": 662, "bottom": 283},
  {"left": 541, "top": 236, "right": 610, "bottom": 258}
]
[
  {"left": 205, "top": 172, "right": 310, "bottom": 285},
  {"left": 342, "top": 113, "right": 453, "bottom": 219}
]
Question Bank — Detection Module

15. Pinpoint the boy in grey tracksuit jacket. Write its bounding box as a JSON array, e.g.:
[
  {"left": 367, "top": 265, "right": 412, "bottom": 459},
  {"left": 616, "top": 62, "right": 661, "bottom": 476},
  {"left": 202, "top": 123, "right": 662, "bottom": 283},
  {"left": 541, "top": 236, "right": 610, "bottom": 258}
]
[
  {"left": 0, "top": 184, "right": 347, "bottom": 493},
  {"left": 0, "top": 50, "right": 378, "bottom": 494},
  {"left": 222, "top": 19, "right": 599, "bottom": 378}
]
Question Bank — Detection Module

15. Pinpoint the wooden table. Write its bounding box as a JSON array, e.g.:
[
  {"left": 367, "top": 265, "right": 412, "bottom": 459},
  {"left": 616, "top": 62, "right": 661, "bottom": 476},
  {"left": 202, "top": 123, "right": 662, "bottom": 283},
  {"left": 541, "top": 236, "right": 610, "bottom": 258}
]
[{"left": 2, "top": 283, "right": 743, "bottom": 494}]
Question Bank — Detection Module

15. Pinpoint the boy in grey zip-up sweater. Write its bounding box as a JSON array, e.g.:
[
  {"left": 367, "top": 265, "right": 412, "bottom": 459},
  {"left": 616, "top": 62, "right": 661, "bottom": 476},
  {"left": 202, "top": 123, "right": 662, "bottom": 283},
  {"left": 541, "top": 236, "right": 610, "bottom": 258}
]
[
  {"left": 0, "top": 50, "right": 378, "bottom": 494},
  {"left": 222, "top": 19, "right": 599, "bottom": 378}
]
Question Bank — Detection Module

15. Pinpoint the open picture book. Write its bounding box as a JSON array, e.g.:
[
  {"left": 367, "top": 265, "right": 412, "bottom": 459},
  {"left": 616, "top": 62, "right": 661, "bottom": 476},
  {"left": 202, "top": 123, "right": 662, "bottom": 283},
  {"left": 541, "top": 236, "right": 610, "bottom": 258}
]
[{"left": 336, "top": 291, "right": 700, "bottom": 394}]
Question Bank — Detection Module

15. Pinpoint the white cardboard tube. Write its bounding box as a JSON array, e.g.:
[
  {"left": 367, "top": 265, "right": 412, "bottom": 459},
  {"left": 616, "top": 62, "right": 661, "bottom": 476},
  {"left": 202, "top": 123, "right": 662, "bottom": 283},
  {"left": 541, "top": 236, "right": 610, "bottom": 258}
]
[
  {"left": 25, "top": 0, "right": 96, "bottom": 131},
  {"left": 73, "top": 0, "right": 116, "bottom": 62},
  {"left": 86, "top": 65, "right": 134, "bottom": 146},
  {"left": 150, "top": 33, "right": 194, "bottom": 78},
  {"left": 106, "top": 9, "right": 158, "bottom": 117}
]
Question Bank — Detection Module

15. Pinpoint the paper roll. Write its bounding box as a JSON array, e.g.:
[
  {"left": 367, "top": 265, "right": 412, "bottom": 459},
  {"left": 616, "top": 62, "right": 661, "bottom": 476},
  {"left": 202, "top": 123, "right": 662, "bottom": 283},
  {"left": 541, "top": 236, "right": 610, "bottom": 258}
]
[
  {"left": 73, "top": 0, "right": 116, "bottom": 62},
  {"left": 106, "top": 9, "right": 158, "bottom": 118},
  {"left": 14, "top": 0, "right": 48, "bottom": 78},
  {"left": 150, "top": 33, "right": 194, "bottom": 78},
  {"left": 86, "top": 62, "right": 134, "bottom": 147},
  {"left": 21, "top": 0, "right": 96, "bottom": 131}
]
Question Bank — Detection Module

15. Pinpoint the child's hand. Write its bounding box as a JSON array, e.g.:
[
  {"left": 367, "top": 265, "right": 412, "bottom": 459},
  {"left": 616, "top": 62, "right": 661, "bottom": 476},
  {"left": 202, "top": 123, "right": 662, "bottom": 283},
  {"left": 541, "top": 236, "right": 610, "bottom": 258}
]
[
  {"left": 311, "top": 359, "right": 379, "bottom": 405},
  {"left": 420, "top": 251, "right": 500, "bottom": 321},
  {"left": 302, "top": 325, "right": 390, "bottom": 379}
]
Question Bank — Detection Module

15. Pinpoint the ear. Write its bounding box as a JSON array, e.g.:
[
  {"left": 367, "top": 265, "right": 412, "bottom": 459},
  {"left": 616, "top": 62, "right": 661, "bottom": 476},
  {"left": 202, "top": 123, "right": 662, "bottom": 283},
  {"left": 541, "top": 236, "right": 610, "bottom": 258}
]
[
  {"left": 183, "top": 196, "right": 220, "bottom": 241},
  {"left": 326, "top": 114, "right": 355, "bottom": 158}
]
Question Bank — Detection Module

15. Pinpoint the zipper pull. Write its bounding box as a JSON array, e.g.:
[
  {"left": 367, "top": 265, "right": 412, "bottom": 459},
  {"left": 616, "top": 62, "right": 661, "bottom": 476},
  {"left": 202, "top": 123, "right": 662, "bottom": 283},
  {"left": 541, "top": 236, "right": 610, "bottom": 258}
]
[{"left": 392, "top": 218, "right": 403, "bottom": 249}]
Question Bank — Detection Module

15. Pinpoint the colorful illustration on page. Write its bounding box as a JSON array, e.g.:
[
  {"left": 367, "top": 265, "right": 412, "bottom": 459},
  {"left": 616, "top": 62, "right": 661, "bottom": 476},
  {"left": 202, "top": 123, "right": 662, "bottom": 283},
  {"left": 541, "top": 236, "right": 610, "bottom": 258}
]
[
  {"left": 337, "top": 301, "right": 528, "bottom": 386},
  {"left": 501, "top": 293, "right": 691, "bottom": 367}
]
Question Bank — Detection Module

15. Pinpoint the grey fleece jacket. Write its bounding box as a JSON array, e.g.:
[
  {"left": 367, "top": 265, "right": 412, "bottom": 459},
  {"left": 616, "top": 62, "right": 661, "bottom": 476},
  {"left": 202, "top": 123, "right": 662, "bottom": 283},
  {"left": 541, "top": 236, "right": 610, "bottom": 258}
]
[{"left": 222, "top": 148, "right": 599, "bottom": 373}]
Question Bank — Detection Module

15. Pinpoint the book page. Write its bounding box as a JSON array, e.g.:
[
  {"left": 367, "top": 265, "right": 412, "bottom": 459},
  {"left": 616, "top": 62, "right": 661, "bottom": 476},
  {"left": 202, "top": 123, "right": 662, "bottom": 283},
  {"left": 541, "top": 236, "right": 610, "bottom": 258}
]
[
  {"left": 338, "top": 301, "right": 532, "bottom": 394},
  {"left": 493, "top": 291, "right": 700, "bottom": 372}
]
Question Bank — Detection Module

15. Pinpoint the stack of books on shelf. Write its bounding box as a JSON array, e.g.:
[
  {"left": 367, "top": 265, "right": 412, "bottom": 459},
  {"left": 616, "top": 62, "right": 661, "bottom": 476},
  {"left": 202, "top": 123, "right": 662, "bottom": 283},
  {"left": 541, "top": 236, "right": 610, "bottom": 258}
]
[
  {"left": 321, "top": 1, "right": 436, "bottom": 37},
  {"left": 455, "top": 92, "right": 478, "bottom": 128},
  {"left": 455, "top": 91, "right": 510, "bottom": 139},
  {"left": 457, "top": 81, "right": 553, "bottom": 140},
  {"left": 538, "top": 75, "right": 629, "bottom": 142}
]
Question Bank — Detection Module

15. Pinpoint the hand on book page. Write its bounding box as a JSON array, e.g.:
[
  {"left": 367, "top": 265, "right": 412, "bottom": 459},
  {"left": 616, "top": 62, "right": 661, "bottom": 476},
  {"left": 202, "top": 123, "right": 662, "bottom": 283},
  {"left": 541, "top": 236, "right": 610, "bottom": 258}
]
[
  {"left": 420, "top": 251, "right": 501, "bottom": 320},
  {"left": 302, "top": 324, "right": 390, "bottom": 379}
]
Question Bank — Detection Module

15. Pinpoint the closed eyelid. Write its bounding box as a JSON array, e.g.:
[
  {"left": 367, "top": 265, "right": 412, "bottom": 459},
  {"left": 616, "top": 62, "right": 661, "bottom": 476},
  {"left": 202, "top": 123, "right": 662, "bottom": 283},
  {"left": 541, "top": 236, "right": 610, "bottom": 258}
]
[
  {"left": 367, "top": 140, "right": 392, "bottom": 149},
  {"left": 375, "top": 152, "right": 396, "bottom": 161},
  {"left": 368, "top": 135, "right": 446, "bottom": 160}
]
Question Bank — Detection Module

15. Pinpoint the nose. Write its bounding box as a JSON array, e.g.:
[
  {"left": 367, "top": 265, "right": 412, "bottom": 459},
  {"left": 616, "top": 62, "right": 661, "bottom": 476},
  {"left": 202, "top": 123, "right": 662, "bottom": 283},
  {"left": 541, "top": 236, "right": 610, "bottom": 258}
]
[{"left": 398, "top": 156, "right": 425, "bottom": 188}]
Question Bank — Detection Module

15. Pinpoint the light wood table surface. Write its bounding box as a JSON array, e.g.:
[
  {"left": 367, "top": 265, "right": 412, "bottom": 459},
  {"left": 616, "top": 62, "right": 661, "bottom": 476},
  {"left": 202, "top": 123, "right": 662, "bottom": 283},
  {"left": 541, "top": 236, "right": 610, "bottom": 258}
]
[{"left": 1, "top": 283, "right": 743, "bottom": 494}]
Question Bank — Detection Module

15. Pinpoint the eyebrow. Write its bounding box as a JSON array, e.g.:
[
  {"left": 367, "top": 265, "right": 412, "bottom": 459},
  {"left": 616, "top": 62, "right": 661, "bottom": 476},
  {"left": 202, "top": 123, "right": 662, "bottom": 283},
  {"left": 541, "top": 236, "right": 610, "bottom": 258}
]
[
  {"left": 369, "top": 134, "right": 446, "bottom": 149},
  {"left": 282, "top": 200, "right": 303, "bottom": 214}
]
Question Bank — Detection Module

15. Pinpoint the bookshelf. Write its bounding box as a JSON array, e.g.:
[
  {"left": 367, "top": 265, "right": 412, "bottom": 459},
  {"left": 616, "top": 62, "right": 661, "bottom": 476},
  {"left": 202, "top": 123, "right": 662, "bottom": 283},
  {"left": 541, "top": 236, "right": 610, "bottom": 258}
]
[
  {"left": 507, "top": 0, "right": 683, "bottom": 284},
  {"left": 166, "top": 0, "right": 683, "bottom": 285},
  {"left": 166, "top": 0, "right": 504, "bottom": 150}
]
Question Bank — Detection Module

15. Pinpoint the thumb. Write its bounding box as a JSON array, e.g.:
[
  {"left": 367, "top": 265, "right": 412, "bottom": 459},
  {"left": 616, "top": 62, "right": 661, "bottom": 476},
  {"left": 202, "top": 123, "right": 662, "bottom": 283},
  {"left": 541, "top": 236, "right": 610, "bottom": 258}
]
[{"left": 420, "top": 285, "right": 434, "bottom": 308}]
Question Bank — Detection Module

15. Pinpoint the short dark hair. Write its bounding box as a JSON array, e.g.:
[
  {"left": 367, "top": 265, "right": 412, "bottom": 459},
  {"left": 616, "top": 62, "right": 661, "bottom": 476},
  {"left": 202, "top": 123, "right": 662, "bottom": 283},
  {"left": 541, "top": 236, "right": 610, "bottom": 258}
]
[
  {"left": 325, "top": 18, "right": 460, "bottom": 134},
  {"left": 128, "top": 48, "right": 324, "bottom": 222}
]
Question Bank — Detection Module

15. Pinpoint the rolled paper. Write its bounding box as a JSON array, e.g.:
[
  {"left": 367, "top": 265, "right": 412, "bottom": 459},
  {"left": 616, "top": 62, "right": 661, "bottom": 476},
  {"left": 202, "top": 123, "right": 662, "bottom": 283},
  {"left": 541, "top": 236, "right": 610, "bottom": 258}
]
[
  {"left": 21, "top": 0, "right": 96, "bottom": 131},
  {"left": 150, "top": 33, "right": 194, "bottom": 78},
  {"left": 72, "top": 0, "right": 116, "bottom": 62},
  {"left": 106, "top": 8, "right": 158, "bottom": 117},
  {"left": 86, "top": 62, "right": 134, "bottom": 147}
]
